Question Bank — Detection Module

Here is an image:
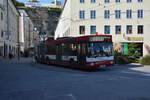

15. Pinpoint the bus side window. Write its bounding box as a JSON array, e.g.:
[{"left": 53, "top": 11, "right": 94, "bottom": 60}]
[
  {"left": 46, "top": 44, "right": 56, "bottom": 54},
  {"left": 77, "top": 44, "right": 81, "bottom": 55},
  {"left": 77, "top": 43, "right": 86, "bottom": 55},
  {"left": 69, "top": 43, "right": 77, "bottom": 55},
  {"left": 82, "top": 43, "right": 86, "bottom": 55}
]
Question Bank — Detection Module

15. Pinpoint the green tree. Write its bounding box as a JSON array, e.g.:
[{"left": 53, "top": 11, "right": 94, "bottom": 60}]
[
  {"left": 140, "top": 55, "right": 150, "bottom": 65},
  {"left": 13, "top": 0, "right": 25, "bottom": 6},
  {"left": 128, "top": 43, "right": 141, "bottom": 62}
]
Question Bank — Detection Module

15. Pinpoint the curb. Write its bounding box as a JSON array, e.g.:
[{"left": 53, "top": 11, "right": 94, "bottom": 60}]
[{"left": 0, "top": 57, "right": 33, "bottom": 64}]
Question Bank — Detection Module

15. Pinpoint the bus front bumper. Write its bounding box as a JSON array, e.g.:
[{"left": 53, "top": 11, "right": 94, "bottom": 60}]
[{"left": 86, "top": 60, "right": 114, "bottom": 69}]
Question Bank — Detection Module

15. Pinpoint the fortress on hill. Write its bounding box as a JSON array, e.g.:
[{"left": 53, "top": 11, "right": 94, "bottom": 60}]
[{"left": 25, "top": 0, "right": 62, "bottom": 8}]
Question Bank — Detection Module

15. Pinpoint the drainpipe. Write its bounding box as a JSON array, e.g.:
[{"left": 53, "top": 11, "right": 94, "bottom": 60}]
[{"left": 5, "top": 0, "right": 9, "bottom": 57}]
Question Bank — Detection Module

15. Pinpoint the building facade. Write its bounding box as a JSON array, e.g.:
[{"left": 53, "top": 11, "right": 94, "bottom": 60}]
[
  {"left": 55, "top": 0, "right": 150, "bottom": 56},
  {"left": 1, "top": 0, "right": 20, "bottom": 57},
  {"left": 19, "top": 9, "right": 35, "bottom": 53},
  {"left": 0, "top": 0, "right": 5, "bottom": 57}
]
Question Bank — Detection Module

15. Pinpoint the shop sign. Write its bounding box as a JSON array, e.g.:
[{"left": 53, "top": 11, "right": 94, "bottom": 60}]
[
  {"left": 124, "top": 43, "right": 128, "bottom": 55},
  {"left": 89, "top": 36, "right": 111, "bottom": 42},
  {"left": 127, "top": 37, "right": 143, "bottom": 41}
]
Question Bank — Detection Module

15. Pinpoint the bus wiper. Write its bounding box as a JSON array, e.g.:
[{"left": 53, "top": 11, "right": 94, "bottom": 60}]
[
  {"left": 104, "top": 52, "right": 110, "bottom": 57},
  {"left": 106, "top": 53, "right": 110, "bottom": 57}
]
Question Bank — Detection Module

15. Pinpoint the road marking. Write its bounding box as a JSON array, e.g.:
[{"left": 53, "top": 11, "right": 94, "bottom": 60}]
[
  {"left": 122, "top": 71, "right": 150, "bottom": 77},
  {"left": 71, "top": 74, "right": 87, "bottom": 77},
  {"left": 117, "top": 76, "right": 132, "bottom": 79},
  {"left": 67, "top": 94, "right": 77, "bottom": 100},
  {"left": 142, "top": 73, "right": 150, "bottom": 76},
  {"left": 46, "top": 93, "right": 77, "bottom": 100},
  {"left": 108, "top": 76, "right": 132, "bottom": 81}
]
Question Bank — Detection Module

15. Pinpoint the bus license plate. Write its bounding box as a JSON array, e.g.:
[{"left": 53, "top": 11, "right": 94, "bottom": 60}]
[{"left": 99, "top": 65, "right": 106, "bottom": 68}]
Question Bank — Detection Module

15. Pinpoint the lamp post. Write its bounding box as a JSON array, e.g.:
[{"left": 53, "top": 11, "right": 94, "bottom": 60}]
[
  {"left": 17, "top": 15, "right": 20, "bottom": 61},
  {"left": 5, "top": 0, "right": 9, "bottom": 58},
  {"left": 33, "top": 27, "right": 37, "bottom": 43}
]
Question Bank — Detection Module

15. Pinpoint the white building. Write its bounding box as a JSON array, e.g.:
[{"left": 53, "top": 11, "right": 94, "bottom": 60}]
[
  {"left": 24, "top": 0, "right": 62, "bottom": 8},
  {"left": 55, "top": 0, "right": 150, "bottom": 56},
  {"left": 19, "top": 9, "right": 35, "bottom": 53},
  {"left": 6, "top": 0, "right": 20, "bottom": 57}
]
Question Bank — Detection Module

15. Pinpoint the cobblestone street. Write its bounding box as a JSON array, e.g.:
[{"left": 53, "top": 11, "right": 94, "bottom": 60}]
[{"left": 0, "top": 58, "right": 150, "bottom": 100}]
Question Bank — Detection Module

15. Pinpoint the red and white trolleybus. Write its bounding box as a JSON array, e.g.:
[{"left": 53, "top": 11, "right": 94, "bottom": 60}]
[{"left": 35, "top": 35, "right": 114, "bottom": 69}]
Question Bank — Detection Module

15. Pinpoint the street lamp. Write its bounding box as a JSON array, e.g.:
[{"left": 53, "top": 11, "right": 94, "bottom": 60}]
[{"left": 17, "top": 14, "right": 20, "bottom": 61}]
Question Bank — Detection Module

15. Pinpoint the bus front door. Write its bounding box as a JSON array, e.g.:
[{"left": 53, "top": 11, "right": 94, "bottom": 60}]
[{"left": 77, "top": 43, "right": 86, "bottom": 67}]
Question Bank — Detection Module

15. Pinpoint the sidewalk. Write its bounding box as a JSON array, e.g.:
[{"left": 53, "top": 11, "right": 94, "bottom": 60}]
[{"left": 0, "top": 57, "right": 33, "bottom": 64}]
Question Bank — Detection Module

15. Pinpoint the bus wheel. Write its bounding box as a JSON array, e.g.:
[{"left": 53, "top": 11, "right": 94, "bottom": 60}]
[{"left": 69, "top": 59, "right": 75, "bottom": 69}]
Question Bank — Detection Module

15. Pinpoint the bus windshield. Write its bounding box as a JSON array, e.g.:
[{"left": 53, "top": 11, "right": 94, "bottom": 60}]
[{"left": 87, "top": 43, "right": 113, "bottom": 58}]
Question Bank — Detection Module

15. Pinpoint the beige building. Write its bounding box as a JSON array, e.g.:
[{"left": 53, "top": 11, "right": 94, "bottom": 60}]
[
  {"left": 19, "top": 9, "right": 35, "bottom": 53},
  {"left": 1, "top": 0, "right": 20, "bottom": 57},
  {"left": 55, "top": 0, "right": 150, "bottom": 56}
]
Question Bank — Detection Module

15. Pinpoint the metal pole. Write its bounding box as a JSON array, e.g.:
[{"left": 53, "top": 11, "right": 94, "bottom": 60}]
[
  {"left": 18, "top": 15, "right": 20, "bottom": 61},
  {"left": 29, "top": 20, "right": 31, "bottom": 48},
  {"left": 5, "top": 0, "right": 9, "bottom": 57}
]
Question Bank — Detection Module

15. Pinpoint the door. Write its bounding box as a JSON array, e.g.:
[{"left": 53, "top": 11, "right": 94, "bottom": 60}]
[
  {"left": 56, "top": 44, "right": 62, "bottom": 64},
  {"left": 77, "top": 43, "right": 86, "bottom": 67}
]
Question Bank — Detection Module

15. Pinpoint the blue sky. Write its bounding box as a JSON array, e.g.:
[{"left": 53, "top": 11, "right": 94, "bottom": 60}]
[{"left": 17, "top": 0, "right": 65, "bottom": 4}]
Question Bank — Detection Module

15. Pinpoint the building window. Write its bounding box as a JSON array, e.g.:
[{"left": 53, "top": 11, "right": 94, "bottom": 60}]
[
  {"left": 127, "top": 0, "right": 132, "bottom": 3},
  {"left": 1, "top": 12, "right": 3, "bottom": 20},
  {"left": 115, "top": 10, "right": 121, "bottom": 19},
  {"left": 126, "top": 10, "right": 132, "bottom": 19},
  {"left": 105, "top": 0, "right": 110, "bottom": 3},
  {"left": 79, "top": 10, "right": 85, "bottom": 19},
  {"left": 138, "top": 0, "right": 143, "bottom": 2},
  {"left": 116, "top": 0, "right": 120, "bottom": 3},
  {"left": 1, "top": 30, "right": 4, "bottom": 37},
  {"left": 91, "top": 0, "right": 96, "bottom": 3},
  {"left": 138, "top": 10, "right": 143, "bottom": 19},
  {"left": 90, "top": 10, "right": 96, "bottom": 19},
  {"left": 104, "top": 10, "right": 110, "bottom": 19},
  {"left": 80, "top": 0, "right": 84, "bottom": 3},
  {"left": 104, "top": 25, "right": 110, "bottom": 34},
  {"left": 90, "top": 26, "right": 96, "bottom": 34},
  {"left": 79, "top": 26, "right": 85, "bottom": 34},
  {"left": 138, "top": 25, "right": 143, "bottom": 34},
  {"left": 126, "top": 25, "right": 132, "bottom": 34},
  {"left": 116, "top": 25, "right": 121, "bottom": 34}
]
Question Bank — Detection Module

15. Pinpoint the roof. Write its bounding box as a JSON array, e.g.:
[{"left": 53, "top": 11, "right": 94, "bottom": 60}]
[{"left": 11, "top": 0, "right": 21, "bottom": 16}]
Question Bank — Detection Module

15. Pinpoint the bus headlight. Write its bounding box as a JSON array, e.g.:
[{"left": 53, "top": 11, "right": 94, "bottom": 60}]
[
  {"left": 110, "top": 61, "right": 114, "bottom": 64},
  {"left": 90, "top": 63, "right": 94, "bottom": 66}
]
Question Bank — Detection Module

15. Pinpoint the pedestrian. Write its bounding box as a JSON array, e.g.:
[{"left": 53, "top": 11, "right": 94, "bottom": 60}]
[{"left": 9, "top": 53, "right": 13, "bottom": 59}]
